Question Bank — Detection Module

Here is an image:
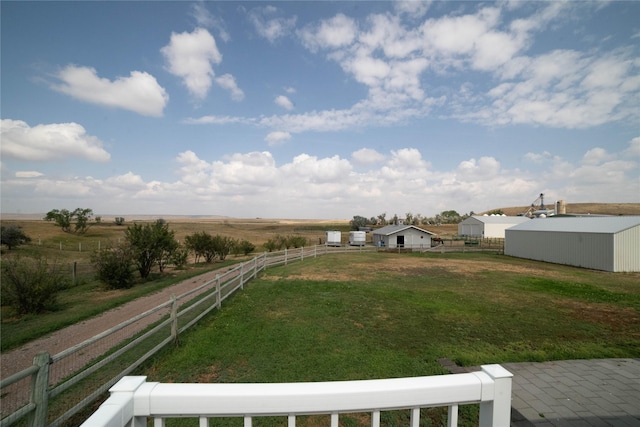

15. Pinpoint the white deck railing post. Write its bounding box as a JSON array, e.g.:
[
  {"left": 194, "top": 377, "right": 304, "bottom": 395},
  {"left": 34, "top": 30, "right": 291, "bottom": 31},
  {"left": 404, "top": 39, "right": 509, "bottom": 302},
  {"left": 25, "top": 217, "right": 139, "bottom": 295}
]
[
  {"left": 80, "top": 376, "right": 147, "bottom": 427},
  {"left": 478, "top": 364, "right": 513, "bottom": 427}
]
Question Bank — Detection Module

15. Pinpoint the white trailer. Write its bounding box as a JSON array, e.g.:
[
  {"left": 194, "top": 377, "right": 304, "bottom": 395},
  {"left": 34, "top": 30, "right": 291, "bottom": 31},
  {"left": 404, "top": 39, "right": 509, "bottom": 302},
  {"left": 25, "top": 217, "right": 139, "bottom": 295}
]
[
  {"left": 325, "top": 231, "right": 342, "bottom": 246},
  {"left": 349, "top": 231, "right": 366, "bottom": 246}
]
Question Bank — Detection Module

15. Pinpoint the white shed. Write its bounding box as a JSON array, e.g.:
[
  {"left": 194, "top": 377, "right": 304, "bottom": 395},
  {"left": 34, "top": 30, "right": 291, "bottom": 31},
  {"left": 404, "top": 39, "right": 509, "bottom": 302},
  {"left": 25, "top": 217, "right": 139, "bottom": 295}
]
[
  {"left": 505, "top": 216, "right": 640, "bottom": 272},
  {"left": 372, "top": 225, "right": 434, "bottom": 249},
  {"left": 458, "top": 215, "right": 531, "bottom": 238}
]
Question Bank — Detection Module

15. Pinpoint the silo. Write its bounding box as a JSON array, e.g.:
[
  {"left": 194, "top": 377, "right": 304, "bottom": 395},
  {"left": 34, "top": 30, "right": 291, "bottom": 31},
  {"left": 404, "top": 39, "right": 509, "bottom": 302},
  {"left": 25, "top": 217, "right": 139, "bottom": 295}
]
[{"left": 555, "top": 200, "right": 566, "bottom": 215}]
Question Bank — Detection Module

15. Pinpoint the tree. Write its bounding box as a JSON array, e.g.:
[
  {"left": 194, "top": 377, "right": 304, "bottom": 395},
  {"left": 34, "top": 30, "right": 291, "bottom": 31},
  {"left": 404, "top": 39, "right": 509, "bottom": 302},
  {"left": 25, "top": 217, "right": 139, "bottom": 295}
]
[
  {"left": 350, "top": 215, "right": 369, "bottom": 231},
  {"left": 211, "top": 235, "right": 235, "bottom": 261},
  {"left": 91, "top": 244, "right": 135, "bottom": 289},
  {"left": 125, "top": 220, "right": 178, "bottom": 278},
  {"left": 405, "top": 212, "right": 414, "bottom": 225},
  {"left": 377, "top": 212, "right": 387, "bottom": 226},
  {"left": 1, "top": 225, "right": 31, "bottom": 250},
  {"left": 44, "top": 209, "right": 72, "bottom": 232},
  {"left": 44, "top": 208, "right": 94, "bottom": 234},
  {"left": 1, "top": 257, "right": 66, "bottom": 315},
  {"left": 185, "top": 231, "right": 215, "bottom": 263},
  {"left": 285, "top": 235, "right": 307, "bottom": 248},
  {"left": 440, "top": 210, "right": 462, "bottom": 224},
  {"left": 236, "top": 240, "right": 256, "bottom": 256}
]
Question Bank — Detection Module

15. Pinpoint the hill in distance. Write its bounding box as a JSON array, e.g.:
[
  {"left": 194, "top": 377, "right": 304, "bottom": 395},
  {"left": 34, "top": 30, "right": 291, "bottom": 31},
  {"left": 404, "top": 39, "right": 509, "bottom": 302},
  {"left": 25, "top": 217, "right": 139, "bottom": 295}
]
[{"left": 480, "top": 203, "right": 640, "bottom": 217}]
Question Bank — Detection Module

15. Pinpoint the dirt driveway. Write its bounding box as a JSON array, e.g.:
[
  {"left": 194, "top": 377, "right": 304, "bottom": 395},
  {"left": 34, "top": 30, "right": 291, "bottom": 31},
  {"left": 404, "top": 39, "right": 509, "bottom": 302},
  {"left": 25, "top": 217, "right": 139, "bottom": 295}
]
[{"left": 0, "top": 267, "right": 227, "bottom": 380}]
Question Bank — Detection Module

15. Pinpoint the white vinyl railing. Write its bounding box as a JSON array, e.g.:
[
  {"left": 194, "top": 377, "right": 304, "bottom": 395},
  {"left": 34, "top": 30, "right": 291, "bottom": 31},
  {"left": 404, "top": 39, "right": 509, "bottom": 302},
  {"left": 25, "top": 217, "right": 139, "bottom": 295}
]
[{"left": 81, "top": 365, "right": 512, "bottom": 427}]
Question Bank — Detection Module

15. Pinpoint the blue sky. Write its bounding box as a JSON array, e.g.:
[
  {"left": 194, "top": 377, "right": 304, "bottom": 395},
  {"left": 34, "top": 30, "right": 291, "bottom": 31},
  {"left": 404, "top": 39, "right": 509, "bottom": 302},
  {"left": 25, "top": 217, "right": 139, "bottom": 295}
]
[{"left": 1, "top": 1, "right": 638, "bottom": 219}]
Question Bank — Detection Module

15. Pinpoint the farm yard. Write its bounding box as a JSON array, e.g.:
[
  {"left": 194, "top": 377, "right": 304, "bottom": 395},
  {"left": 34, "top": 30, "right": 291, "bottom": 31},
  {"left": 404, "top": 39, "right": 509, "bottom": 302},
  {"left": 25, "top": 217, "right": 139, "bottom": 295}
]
[
  {"left": 140, "top": 251, "right": 640, "bottom": 426},
  {"left": 1, "top": 213, "right": 640, "bottom": 426}
]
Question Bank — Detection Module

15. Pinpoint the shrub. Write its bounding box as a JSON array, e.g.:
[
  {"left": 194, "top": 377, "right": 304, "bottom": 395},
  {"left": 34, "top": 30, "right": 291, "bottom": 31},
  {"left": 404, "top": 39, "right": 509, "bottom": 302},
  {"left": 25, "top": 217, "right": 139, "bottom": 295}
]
[
  {"left": 1, "top": 257, "right": 66, "bottom": 315},
  {"left": 237, "top": 239, "right": 256, "bottom": 256},
  {"left": 286, "top": 235, "right": 307, "bottom": 248},
  {"left": 91, "top": 245, "right": 135, "bottom": 289},
  {"left": 1, "top": 225, "right": 31, "bottom": 250},
  {"left": 170, "top": 247, "right": 189, "bottom": 269}
]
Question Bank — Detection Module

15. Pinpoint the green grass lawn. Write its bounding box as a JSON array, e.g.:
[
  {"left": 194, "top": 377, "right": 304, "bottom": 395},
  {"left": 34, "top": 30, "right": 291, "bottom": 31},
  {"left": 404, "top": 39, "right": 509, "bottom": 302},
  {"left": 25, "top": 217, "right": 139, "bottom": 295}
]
[{"left": 141, "top": 252, "right": 640, "bottom": 426}]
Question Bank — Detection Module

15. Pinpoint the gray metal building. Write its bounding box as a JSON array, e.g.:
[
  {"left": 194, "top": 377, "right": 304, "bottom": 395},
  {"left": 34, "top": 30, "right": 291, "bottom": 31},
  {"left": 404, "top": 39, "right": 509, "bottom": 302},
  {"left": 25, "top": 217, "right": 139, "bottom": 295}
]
[
  {"left": 458, "top": 215, "right": 530, "bottom": 238},
  {"left": 505, "top": 216, "right": 640, "bottom": 272}
]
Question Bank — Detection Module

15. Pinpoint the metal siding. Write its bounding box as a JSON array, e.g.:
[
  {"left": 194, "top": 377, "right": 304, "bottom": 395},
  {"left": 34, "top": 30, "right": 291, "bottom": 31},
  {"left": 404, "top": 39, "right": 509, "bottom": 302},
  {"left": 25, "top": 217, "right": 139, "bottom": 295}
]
[
  {"left": 505, "top": 230, "right": 616, "bottom": 271},
  {"left": 459, "top": 217, "right": 482, "bottom": 237},
  {"left": 483, "top": 224, "right": 509, "bottom": 239},
  {"left": 613, "top": 225, "right": 640, "bottom": 272}
]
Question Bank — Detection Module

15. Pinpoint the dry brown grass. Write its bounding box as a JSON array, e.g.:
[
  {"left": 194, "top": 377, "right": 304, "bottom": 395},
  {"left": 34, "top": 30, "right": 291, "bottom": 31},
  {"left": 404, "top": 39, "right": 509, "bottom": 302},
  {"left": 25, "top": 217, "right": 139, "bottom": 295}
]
[{"left": 483, "top": 202, "right": 640, "bottom": 216}]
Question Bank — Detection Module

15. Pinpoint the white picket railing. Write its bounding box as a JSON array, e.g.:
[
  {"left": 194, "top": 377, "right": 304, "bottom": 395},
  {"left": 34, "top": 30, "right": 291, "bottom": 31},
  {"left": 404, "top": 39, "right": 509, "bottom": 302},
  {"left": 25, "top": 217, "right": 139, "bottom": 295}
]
[{"left": 81, "top": 365, "right": 512, "bottom": 427}]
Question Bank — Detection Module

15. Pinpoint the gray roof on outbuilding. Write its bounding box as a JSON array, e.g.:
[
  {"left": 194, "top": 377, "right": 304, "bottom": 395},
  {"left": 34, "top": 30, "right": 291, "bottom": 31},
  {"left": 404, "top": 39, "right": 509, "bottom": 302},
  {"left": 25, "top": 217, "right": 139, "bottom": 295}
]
[
  {"left": 463, "top": 215, "right": 531, "bottom": 225},
  {"left": 507, "top": 216, "right": 640, "bottom": 234},
  {"left": 372, "top": 224, "right": 435, "bottom": 236}
]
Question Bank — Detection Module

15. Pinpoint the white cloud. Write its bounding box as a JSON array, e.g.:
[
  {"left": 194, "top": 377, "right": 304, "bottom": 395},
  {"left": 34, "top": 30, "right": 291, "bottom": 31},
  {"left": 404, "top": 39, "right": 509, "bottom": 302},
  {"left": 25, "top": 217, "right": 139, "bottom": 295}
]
[
  {"left": 2, "top": 142, "right": 637, "bottom": 218},
  {"left": 248, "top": 6, "right": 297, "bottom": 43},
  {"left": 265, "top": 131, "right": 291, "bottom": 146},
  {"left": 352, "top": 148, "right": 385, "bottom": 165},
  {"left": 393, "top": 1, "right": 431, "bottom": 18},
  {"left": 275, "top": 95, "right": 294, "bottom": 110},
  {"left": 281, "top": 153, "right": 352, "bottom": 183},
  {"left": 458, "top": 49, "right": 640, "bottom": 128},
  {"left": 15, "top": 171, "right": 44, "bottom": 178},
  {"left": 51, "top": 65, "right": 168, "bottom": 117},
  {"left": 0, "top": 119, "right": 110, "bottom": 162},
  {"left": 215, "top": 74, "right": 244, "bottom": 101},
  {"left": 299, "top": 13, "right": 357, "bottom": 52},
  {"left": 190, "top": 1, "right": 230, "bottom": 42},
  {"left": 625, "top": 137, "right": 640, "bottom": 157},
  {"left": 187, "top": 3, "right": 639, "bottom": 136},
  {"left": 105, "top": 172, "right": 146, "bottom": 190},
  {"left": 161, "top": 28, "right": 222, "bottom": 100},
  {"left": 582, "top": 147, "right": 615, "bottom": 165},
  {"left": 183, "top": 115, "right": 251, "bottom": 125}
]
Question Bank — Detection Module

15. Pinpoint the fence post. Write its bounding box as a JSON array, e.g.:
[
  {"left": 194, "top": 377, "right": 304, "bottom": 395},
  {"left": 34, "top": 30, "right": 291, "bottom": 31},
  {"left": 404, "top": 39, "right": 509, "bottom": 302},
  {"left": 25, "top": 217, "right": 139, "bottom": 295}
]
[
  {"left": 72, "top": 261, "right": 77, "bottom": 286},
  {"left": 284, "top": 249, "right": 288, "bottom": 266},
  {"left": 216, "top": 275, "right": 221, "bottom": 309},
  {"left": 240, "top": 263, "right": 245, "bottom": 290},
  {"left": 253, "top": 256, "right": 257, "bottom": 279},
  {"left": 478, "top": 364, "right": 513, "bottom": 427},
  {"left": 301, "top": 247, "right": 304, "bottom": 262},
  {"left": 170, "top": 294, "right": 178, "bottom": 344},
  {"left": 28, "top": 352, "right": 51, "bottom": 427}
]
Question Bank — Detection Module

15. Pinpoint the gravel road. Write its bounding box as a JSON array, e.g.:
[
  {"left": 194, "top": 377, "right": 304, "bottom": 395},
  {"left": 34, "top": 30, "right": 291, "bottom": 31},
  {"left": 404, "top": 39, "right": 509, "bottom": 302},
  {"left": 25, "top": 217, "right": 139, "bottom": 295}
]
[{"left": 1, "top": 267, "right": 227, "bottom": 380}]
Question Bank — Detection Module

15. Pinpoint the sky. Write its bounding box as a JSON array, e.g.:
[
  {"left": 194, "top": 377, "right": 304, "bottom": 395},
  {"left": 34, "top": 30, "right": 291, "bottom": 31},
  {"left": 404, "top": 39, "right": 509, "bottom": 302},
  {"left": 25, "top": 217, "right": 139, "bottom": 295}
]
[{"left": 1, "top": 1, "right": 639, "bottom": 220}]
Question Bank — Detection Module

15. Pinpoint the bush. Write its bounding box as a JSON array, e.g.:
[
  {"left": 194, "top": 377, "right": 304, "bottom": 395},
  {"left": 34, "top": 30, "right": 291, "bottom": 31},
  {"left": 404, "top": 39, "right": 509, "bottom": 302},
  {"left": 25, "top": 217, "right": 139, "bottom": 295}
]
[
  {"left": 236, "top": 240, "right": 256, "bottom": 256},
  {"left": 170, "top": 247, "right": 189, "bottom": 269},
  {"left": 286, "top": 235, "right": 307, "bottom": 248},
  {"left": 91, "top": 245, "right": 135, "bottom": 289},
  {"left": 1, "top": 257, "right": 67, "bottom": 315},
  {"left": 1, "top": 225, "right": 31, "bottom": 250}
]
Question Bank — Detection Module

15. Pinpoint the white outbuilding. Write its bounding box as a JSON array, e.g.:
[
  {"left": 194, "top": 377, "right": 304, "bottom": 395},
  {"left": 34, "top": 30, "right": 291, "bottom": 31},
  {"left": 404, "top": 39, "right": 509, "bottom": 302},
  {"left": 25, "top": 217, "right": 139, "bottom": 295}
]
[
  {"left": 458, "top": 215, "right": 531, "bottom": 238},
  {"left": 505, "top": 216, "right": 640, "bottom": 272},
  {"left": 372, "top": 224, "right": 434, "bottom": 249}
]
